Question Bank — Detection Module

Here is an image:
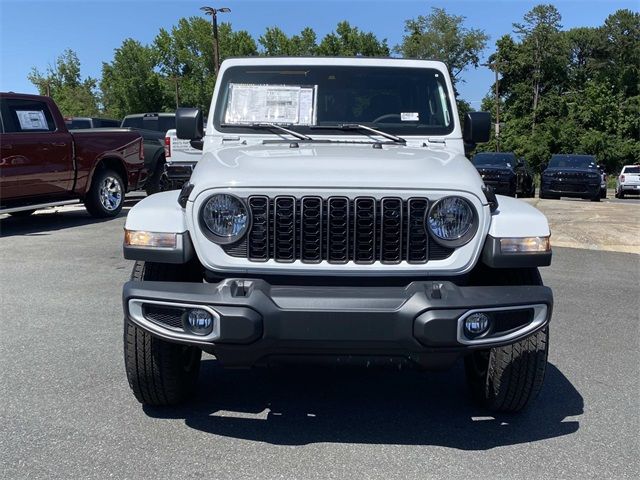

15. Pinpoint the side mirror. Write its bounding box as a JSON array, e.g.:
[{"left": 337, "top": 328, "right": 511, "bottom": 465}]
[
  {"left": 516, "top": 158, "right": 524, "bottom": 167},
  {"left": 176, "top": 107, "right": 203, "bottom": 140},
  {"left": 463, "top": 112, "right": 491, "bottom": 146}
]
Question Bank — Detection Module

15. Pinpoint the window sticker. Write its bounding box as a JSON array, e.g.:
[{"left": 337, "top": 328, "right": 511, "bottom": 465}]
[
  {"left": 16, "top": 110, "right": 48, "bottom": 130},
  {"left": 225, "top": 84, "right": 317, "bottom": 125},
  {"left": 401, "top": 112, "right": 420, "bottom": 121}
]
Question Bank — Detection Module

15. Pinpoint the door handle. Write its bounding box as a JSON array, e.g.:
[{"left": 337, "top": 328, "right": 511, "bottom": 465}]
[{"left": 51, "top": 142, "right": 67, "bottom": 147}]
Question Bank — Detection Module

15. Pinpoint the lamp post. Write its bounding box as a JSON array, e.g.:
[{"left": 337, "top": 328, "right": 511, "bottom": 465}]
[
  {"left": 483, "top": 59, "right": 507, "bottom": 152},
  {"left": 200, "top": 6, "right": 231, "bottom": 75}
]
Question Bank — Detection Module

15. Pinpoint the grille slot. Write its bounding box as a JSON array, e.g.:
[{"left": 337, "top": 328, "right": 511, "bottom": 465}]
[
  {"left": 223, "top": 196, "right": 455, "bottom": 264},
  {"left": 353, "top": 197, "right": 376, "bottom": 263},
  {"left": 406, "top": 198, "right": 429, "bottom": 263},
  {"left": 274, "top": 196, "right": 296, "bottom": 262}
]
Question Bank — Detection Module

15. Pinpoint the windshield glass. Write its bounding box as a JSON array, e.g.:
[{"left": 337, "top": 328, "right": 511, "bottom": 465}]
[
  {"left": 472, "top": 153, "right": 516, "bottom": 167},
  {"left": 623, "top": 166, "right": 640, "bottom": 174},
  {"left": 548, "top": 155, "right": 596, "bottom": 169},
  {"left": 215, "top": 65, "right": 454, "bottom": 136}
]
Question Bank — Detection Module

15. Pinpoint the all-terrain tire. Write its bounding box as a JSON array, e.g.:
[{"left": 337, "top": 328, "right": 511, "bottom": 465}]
[
  {"left": 124, "top": 261, "right": 203, "bottom": 406},
  {"left": 465, "top": 267, "right": 549, "bottom": 412},
  {"left": 84, "top": 169, "right": 124, "bottom": 218}
]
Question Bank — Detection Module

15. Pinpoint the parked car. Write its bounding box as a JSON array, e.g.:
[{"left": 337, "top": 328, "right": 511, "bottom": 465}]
[
  {"left": 163, "top": 128, "right": 202, "bottom": 189},
  {"left": 471, "top": 152, "right": 535, "bottom": 197},
  {"left": 64, "top": 116, "right": 120, "bottom": 129},
  {"left": 539, "top": 154, "right": 602, "bottom": 201},
  {"left": 0, "top": 92, "right": 145, "bottom": 217},
  {"left": 615, "top": 165, "right": 640, "bottom": 198},
  {"left": 121, "top": 57, "right": 553, "bottom": 413},
  {"left": 121, "top": 113, "right": 175, "bottom": 195}
]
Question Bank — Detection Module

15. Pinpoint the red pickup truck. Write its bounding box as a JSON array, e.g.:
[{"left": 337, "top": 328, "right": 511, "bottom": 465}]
[{"left": 0, "top": 93, "right": 145, "bottom": 218}]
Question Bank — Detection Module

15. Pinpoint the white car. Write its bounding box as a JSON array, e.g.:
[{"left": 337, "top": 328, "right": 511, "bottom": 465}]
[
  {"left": 121, "top": 57, "right": 554, "bottom": 413},
  {"left": 163, "top": 128, "right": 202, "bottom": 189},
  {"left": 615, "top": 165, "right": 640, "bottom": 198}
]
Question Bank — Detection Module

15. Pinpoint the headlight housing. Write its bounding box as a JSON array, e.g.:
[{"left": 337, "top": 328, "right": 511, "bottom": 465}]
[
  {"left": 200, "top": 194, "right": 250, "bottom": 244},
  {"left": 426, "top": 196, "right": 478, "bottom": 247}
]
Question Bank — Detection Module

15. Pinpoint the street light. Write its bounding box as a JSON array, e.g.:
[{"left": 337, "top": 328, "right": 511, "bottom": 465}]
[{"left": 201, "top": 6, "right": 231, "bottom": 75}]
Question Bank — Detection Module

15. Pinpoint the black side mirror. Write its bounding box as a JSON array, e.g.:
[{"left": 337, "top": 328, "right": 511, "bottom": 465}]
[
  {"left": 516, "top": 158, "right": 524, "bottom": 167},
  {"left": 176, "top": 107, "right": 203, "bottom": 140},
  {"left": 463, "top": 112, "right": 491, "bottom": 146}
]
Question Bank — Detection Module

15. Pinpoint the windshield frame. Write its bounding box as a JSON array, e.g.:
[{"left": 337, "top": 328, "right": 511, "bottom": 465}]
[{"left": 212, "top": 64, "right": 456, "bottom": 137}]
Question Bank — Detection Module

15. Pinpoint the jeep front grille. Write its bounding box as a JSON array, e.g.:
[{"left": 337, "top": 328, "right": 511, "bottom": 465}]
[{"left": 223, "top": 196, "right": 454, "bottom": 264}]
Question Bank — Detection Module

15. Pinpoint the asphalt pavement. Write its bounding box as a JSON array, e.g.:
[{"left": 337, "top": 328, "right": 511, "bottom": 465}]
[{"left": 1, "top": 199, "right": 638, "bottom": 479}]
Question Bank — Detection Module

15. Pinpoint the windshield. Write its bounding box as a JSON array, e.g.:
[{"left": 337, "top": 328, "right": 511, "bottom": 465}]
[
  {"left": 472, "top": 153, "right": 516, "bottom": 167},
  {"left": 214, "top": 65, "right": 454, "bottom": 136},
  {"left": 623, "top": 166, "right": 640, "bottom": 174},
  {"left": 548, "top": 155, "right": 596, "bottom": 169},
  {"left": 122, "top": 115, "right": 175, "bottom": 132}
]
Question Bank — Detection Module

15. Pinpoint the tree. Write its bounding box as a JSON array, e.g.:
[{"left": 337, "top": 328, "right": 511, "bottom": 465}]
[
  {"left": 259, "top": 26, "right": 318, "bottom": 56},
  {"left": 28, "top": 49, "right": 99, "bottom": 116},
  {"left": 513, "top": 4, "right": 565, "bottom": 130},
  {"left": 100, "top": 39, "right": 166, "bottom": 118},
  {"left": 317, "top": 21, "right": 389, "bottom": 56},
  {"left": 395, "top": 8, "right": 488, "bottom": 87}
]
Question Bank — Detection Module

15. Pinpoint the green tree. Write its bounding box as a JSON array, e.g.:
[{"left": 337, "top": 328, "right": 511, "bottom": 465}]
[
  {"left": 395, "top": 8, "right": 488, "bottom": 87},
  {"left": 317, "top": 21, "right": 389, "bottom": 56},
  {"left": 28, "top": 49, "right": 99, "bottom": 116},
  {"left": 100, "top": 39, "right": 166, "bottom": 119},
  {"left": 259, "top": 26, "right": 318, "bottom": 56}
]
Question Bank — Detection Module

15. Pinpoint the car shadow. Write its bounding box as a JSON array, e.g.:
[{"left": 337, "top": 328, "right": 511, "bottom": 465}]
[
  {"left": 0, "top": 196, "right": 142, "bottom": 238},
  {"left": 144, "top": 360, "right": 582, "bottom": 449}
]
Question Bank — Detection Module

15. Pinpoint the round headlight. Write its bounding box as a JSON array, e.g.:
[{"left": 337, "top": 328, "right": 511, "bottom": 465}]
[
  {"left": 201, "top": 194, "right": 250, "bottom": 243},
  {"left": 427, "top": 196, "right": 477, "bottom": 247}
]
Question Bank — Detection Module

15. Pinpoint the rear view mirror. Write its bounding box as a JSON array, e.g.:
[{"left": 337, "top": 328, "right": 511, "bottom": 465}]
[
  {"left": 176, "top": 107, "right": 203, "bottom": 140},
  {"left": 463, "top": 112, "right": 491, "bottom": 145}
]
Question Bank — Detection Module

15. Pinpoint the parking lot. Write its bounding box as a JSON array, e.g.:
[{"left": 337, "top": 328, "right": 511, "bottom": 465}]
[{"left": 1, "top": 195, "right": 638, "bottom": 479}]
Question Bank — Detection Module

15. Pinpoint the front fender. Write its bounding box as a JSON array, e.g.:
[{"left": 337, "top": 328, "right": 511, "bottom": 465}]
[
  {"left": 482, "top": 195, "right": 552, "bottom": 268},
  {"left": 124, "top": 191, "right": 194, "bottom": 264}
]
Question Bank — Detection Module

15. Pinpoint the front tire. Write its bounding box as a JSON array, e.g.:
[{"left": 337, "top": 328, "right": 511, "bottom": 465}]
[
  {"left": 84, "top": 169, "right": 124, "bottom": 218},
  {"left": 124, "top": 261, "right": 203, "bottom": 406},
  {"left": 144, "top": 157, "right": 169, "bottom": 195},
  {"left": 465, "top": 267, "right": 549, "bottom": 412}
]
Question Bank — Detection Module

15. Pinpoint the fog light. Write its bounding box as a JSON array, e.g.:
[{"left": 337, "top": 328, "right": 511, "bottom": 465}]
[
  {"left": 464, "top": 313, "right": 491, "bottom": 338},
  {"left": 185, "top": 308, "right": 214, "bottom": 335}
]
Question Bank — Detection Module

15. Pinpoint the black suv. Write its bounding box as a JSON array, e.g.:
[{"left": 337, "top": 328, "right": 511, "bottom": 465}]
[
  {"left": 471, "top": 152, "right": 535, "bottom": 197},
  {"left": 540, "top": 154, "right": 601, "bottom": 202}
]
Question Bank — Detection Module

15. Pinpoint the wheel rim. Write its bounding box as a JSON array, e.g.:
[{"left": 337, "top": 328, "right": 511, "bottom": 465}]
[{"left": 99, "top": 176, "right": 122, "bottom": 211}]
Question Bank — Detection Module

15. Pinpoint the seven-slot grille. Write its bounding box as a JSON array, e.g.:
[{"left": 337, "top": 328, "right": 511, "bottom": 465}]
[{"left": 223, "top": 196, "right": 454, "bottom": 264}]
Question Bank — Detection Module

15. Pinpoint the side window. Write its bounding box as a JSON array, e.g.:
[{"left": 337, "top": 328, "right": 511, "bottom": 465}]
[{"left": 1, "top": 98, "right": 56, "bottom": 133}]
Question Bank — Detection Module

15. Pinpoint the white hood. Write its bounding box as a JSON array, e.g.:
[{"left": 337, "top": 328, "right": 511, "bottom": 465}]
[{"left": 189, "top": 142, "right": 485, "bottom": 198}]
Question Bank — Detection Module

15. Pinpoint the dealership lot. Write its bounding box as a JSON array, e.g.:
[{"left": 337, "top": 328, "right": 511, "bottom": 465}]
[{"left": 1, "top": 196, "right": 638, "bottom": 480}]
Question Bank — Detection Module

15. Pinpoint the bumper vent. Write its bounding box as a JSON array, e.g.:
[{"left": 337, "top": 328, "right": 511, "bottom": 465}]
[
  {"left": 142, "top": 304, "right": 185, "bottom": 330},
  {"left": 224, "top": 196, "right": 454, "bottom": 264}
]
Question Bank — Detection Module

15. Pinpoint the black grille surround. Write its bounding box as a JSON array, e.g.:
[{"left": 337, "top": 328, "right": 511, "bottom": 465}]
[{"left": 222, "top": 196, "right": 455, "bottom": 264}]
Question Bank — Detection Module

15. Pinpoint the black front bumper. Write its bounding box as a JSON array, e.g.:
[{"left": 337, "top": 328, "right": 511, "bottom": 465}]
[
  {"left": 123, "top": 279, "right": 553, "bottom": 369},
  {"left": 541, "top": 180, "right": 599, "bottom": 198}
]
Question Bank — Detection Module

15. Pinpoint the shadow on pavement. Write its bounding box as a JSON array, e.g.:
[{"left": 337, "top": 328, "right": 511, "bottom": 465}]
[
  {"left": 144, "top": 360, "right": 582, "bottom": 449},
  {"left": 0, "top": 196, "right": 141, "bottom": 238}
]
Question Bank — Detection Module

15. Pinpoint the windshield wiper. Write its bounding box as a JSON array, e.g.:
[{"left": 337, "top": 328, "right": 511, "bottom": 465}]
[
  {"left": 311, "top": 124, "right": 406, "bottom": 144},
  {"left": 221, "top": 122, "right": 312, "bottom": 141}
]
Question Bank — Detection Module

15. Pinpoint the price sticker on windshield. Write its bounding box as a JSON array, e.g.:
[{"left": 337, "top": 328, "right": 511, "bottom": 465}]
[{"left": 225, "top": 84, "right": 317, "bottom": 125}]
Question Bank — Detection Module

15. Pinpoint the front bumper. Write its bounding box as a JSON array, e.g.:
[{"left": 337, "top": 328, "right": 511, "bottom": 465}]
[
  {"left": 123, "top": 279, "right": 553, "bottom": 369},
  {"left": 541, "top": 180, "right": 599, "bottom": 197}
]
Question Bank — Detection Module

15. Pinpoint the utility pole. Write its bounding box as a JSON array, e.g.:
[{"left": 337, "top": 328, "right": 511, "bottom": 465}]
[
  {"left": 483, "top": 59, "right": 506, "bottom": 152},
  {"left": 200, "top": 6, "right": 231, "bottom": 76}
]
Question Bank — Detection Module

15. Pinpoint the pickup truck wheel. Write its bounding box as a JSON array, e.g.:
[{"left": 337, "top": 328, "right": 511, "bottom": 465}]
[
  {"left": 124, "top": 261, "right": 203, "bottom": 406},
  {"left": 144, "top": 157, "right": 169, "bottom": 195},
  {"left": 465, "top": 267, "right": 549, "bottom": 412},
  {"left": 84, "top": 169, "right": 124, "bottom": 218}
]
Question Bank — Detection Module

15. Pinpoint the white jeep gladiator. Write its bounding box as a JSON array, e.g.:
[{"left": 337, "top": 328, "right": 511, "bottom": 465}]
[{"left": 122, "top": 57, "right": 553, "bottom": 412}]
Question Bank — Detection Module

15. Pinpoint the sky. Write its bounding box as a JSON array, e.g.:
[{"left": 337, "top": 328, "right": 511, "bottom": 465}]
[{"left": 0, "top": 0, "right": 636, "bottom": 108}]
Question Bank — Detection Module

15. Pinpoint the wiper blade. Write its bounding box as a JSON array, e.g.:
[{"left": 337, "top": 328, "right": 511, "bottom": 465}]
[
  {"left": 221, "top": 122, "right": 312, "bottom": 141},
  {"left": 311, "top": 123, "right": 406, "bottom": 144}
]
